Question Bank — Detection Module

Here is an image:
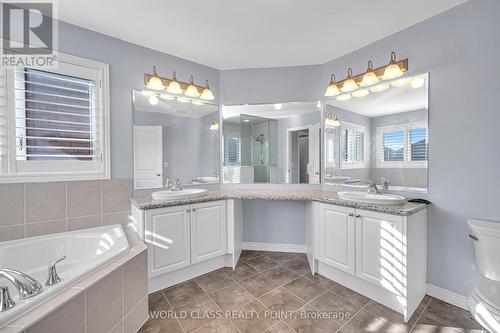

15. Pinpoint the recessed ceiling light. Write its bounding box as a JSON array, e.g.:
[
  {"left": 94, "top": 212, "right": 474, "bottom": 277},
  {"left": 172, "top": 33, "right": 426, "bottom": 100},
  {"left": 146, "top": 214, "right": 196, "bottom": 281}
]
[{"left": 274, "top": 103, "right": 282, "bottom": 110}]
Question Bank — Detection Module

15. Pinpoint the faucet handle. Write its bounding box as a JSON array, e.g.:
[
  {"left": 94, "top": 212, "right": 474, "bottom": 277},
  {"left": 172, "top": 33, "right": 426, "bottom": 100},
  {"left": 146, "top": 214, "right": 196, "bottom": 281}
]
[
  {"left": 0, "top": 286, "right": 15, "bottom": 312},
  {"left": 165, "top": 178, "right": 173, "bottom": 190},
  {"left": 46, "top": 256, "right": 65, "bottom": 286}
]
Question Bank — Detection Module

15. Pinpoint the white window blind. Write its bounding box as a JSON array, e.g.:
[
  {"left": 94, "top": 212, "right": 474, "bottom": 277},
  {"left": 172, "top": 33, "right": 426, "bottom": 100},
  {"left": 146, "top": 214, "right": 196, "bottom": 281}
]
[
  {"left": 325, "top": 128, "right": 336, "bottom": 168},
  {"left": 0, "top": 53, "right": 110, "bottom": 182},
  {"left": 224, "top": 136, "right": 240, "bottom": 166},
  {"left": 341, "top": 122, "right": 366, "bottom": 169},
  {"left": 377, "top": 122, "right": 428, "bottom": 168}
]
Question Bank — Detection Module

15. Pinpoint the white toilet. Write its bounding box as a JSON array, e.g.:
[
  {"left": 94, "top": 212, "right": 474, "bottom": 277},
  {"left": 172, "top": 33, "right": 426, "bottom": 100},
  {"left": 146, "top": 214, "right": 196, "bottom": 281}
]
[{"left": 468, "top": 218, "right": 500, "bottom": 333}]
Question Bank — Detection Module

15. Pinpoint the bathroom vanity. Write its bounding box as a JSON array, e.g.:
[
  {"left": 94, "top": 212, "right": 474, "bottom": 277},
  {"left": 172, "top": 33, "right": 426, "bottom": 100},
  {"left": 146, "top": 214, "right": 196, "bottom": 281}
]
[{"left": 131, "top": 189, "right": 427, "bottom": 322}]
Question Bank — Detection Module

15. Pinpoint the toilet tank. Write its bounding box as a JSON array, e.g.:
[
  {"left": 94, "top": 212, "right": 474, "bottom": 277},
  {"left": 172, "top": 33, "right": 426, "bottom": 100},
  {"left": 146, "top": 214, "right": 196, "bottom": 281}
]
[{"left": 468, "top": 219, "right": 500, "bottom": 281}]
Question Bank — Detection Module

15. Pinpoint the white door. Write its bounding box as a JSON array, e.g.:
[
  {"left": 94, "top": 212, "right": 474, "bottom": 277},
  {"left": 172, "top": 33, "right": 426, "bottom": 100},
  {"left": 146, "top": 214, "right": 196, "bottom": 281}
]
[
  {"left": 308, "top": 124, "right": 321, "bottom": 184},
  {"left": 145, "top": 205, "right": 191, "bottom": 277},
  {"left": 355, "top": 209, "right": 404, "bottom": 296},
  {"left": 134, "top": 125, "right": 163, "bottom": 189},
  {"left": 191, "top": 200, "right": 227, "bottom": 264},
  {"left": 317, "top": 204, "right": 355, "bottom": 274}
]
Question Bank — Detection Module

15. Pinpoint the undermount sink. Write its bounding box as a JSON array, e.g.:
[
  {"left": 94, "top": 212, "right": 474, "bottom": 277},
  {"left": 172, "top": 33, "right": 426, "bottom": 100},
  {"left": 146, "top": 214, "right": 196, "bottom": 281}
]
[
  {"left": 337, "top": 191, "right": 406, "bottom": 205},
  {"left": 151, "top": 188, "right": 207, "bottom": 201}
]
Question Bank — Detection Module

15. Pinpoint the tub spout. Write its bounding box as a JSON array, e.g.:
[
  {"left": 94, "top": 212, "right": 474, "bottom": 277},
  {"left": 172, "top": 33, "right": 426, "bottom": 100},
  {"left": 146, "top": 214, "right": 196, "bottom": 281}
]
[{"left": 0, "top": 269, "right": 43, "bottom": 299}]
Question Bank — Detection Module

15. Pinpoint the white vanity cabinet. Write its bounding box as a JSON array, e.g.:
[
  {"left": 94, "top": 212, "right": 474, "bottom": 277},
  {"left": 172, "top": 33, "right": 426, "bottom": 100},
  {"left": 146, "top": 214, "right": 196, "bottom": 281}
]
[
  {"left": 316, "top": 204, "right": 356, "bottom": 274},
  {"left": 143, "top": 200, "right": 227, "bottom": 278}
]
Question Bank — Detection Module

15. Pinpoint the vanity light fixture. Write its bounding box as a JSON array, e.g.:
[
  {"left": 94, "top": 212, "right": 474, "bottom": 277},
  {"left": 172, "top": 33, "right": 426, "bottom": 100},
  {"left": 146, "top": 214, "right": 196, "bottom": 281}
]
[
  {"left": 336, "top": 93, "right": 352, "bottom": 101},
  {"left": 325, "top": 113, "right": 341, "bottom": 127},
  {"left": 148, "top": 95, "right": 159, "bottom": 105},
  {"left": 411, "top": 75, "right": 425, "bottom": 88},
  {"left": 324, "top": 52, "right": 407, "bottom": 96},
  {"left": 209, "top": 119, "right": 219, "bottom": 130},
  {"left": 352, "top": 89, "right": 370, "bottom": 98},
  {"left": 200, "top": 80, "right": 215, "bottom": 101},
  {"left": 341, "top": 68, "right": 358, "bottom": 93},
  {"left": 167, "top": 71, "right": 183, "bottom": 94},
  {"left": 382, "top": 52, "right": 404, "bottom": 80},
  {"left": 185, "top": 75, "right": 201, "bottom": 97},
  {"left": 274, "top": 103, "right": 282, "bottom": 110},
  {"left": 146, "top": 66, "right": 165, "bottom": 90},
  {"left": 361, "top": 60, "right": 379, "bottom": 86},
  {"left": 324, "top": 74, "right": 340, "bottom": 97},
  {"left": 370, "top": 83, "right": 390, "bottom": 93}
]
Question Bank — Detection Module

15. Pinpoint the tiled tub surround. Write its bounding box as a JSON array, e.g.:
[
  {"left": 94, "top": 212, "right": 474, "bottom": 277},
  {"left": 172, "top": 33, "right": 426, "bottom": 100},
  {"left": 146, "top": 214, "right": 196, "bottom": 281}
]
[
  {"left": 139, "top": 251, "right": 485, "bottom": 333},
  {"left": 0, "top": 179, "right": 132, "bottom": 242},
  {"left": 0, "top": 223, "right": 148, "bottom": 333},
  {"left": 131, "top": 189, "right": 427, "bottom": 216}
]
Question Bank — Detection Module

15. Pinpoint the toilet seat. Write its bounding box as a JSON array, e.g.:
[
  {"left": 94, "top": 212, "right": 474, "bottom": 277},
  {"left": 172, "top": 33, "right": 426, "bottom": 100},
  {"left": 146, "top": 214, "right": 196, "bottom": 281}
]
[{"left": 469, "top": 278, "right": 500, "bottom": 332}]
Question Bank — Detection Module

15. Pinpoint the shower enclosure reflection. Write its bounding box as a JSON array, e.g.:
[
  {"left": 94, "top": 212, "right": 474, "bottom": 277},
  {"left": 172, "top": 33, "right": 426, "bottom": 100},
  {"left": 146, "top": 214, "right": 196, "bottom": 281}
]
[{"left": 222, "top": 102, "right": 321, "bottom": 184}]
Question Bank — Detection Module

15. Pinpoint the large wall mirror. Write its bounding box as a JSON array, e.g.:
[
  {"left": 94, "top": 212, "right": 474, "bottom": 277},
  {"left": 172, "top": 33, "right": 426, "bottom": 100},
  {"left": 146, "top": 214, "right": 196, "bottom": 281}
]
[
  {"left": 324, "top": 73, "right": 429, "bottom": 191},
  {"left": 132, "top": 89, "right": 220, "bottom": 189},
  {"left": 222, "top": 102, "right": 321, "bottom": 184}
]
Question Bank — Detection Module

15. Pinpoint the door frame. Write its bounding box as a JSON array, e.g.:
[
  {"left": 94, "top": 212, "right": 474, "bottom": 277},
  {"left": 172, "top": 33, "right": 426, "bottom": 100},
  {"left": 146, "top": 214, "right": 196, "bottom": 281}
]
[{"left": 286, "top": 124, "right": 320, "bottom": 184}]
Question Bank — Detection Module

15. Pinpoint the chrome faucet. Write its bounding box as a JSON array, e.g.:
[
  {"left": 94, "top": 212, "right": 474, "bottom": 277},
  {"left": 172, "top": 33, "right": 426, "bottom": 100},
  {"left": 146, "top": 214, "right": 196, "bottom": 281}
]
[
  {"left": 380, "top": 178, "right": 391, "bottom": 191},
  {"left": 367, "top": 178, "right": 391, "bottom": 194},
  {"left": 0, "top": 286, "right": 15, "bottom": 312},
  {"left": 45, "top": 256, "right": 66, "bottom": 287},
  {"left": 0, "top": 269, "right": 43, "bottom": 299},
  {"left": 367, "top": 182, "right": 383, "bottom": 194},
  {"left": 171, "top": 178, "right": 183, "bottom": 191},
  {"left": 165, "top": 178, "right": 173, "bottom": 190}
]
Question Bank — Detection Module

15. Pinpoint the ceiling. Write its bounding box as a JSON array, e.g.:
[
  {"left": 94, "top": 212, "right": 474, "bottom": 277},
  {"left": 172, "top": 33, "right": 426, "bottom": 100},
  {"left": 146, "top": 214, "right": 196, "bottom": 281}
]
[
  {"left": 223, "top": 102, "right": 319, "bottom": 120},
  {"left": 58, "top": 0, "right": 467, "bottom": 70},
  {"left": 326, "top": 74, "right": 428, "bottom": 117},
  {"left": 133, "top": 90, "right": 218, "bottom": 118}
]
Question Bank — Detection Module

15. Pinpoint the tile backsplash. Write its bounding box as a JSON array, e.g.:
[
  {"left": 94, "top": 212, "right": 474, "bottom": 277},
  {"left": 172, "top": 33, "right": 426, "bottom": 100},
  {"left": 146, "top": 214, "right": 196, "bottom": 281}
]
[{"left": 0, "top": 179, "right": 132, "bottom": 242}]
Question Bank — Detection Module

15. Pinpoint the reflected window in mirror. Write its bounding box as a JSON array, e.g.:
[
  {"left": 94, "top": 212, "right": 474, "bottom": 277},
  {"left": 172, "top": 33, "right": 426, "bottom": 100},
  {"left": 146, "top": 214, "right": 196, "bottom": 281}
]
[
  {"left": 222, "top": 102, "right": 321, "bottom": 184},
  {"left": 324, "top": 73, "right": 429, "bottom": 191}
]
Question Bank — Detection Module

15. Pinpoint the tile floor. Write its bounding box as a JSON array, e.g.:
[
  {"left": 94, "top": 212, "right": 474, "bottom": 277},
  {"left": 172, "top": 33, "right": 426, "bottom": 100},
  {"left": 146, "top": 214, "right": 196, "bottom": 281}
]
[{"left": 138, "top": 251, "right": 487, "bottom": 333}]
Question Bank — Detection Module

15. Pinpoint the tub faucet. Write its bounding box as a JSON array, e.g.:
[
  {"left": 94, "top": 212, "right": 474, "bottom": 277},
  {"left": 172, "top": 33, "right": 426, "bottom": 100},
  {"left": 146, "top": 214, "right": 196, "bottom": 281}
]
[
  {"left": 171, "top": 178, "right": 183, "bottom": 191},
  {"left": 367, "top": 182, "right": 383, "bottom": 194},
  {"left": 0, "top": 268, "right": 43, "bottom": 299},
  {"left": 45, "top": 256, "right": 66, "bottom": 286},
  {"left": 0, "top": 286, "right": 15, "bottom": 312}
]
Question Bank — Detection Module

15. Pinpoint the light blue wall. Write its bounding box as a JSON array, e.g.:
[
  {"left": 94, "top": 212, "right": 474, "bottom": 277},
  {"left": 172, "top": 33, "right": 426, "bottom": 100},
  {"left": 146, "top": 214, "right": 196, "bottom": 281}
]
[{"left": 56, "top": 20, "right": 219, "bottom": 179}]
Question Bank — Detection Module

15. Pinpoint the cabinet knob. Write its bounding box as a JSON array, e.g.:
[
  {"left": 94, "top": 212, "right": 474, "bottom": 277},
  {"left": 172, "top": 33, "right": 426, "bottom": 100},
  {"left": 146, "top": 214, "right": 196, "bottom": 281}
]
[
  {"left": 355, "top": 214, "right": 361, "bottom": 218},
  {"left": 192, "top": 209, "right": 197, "bottom": 212},
  {"left": 348, "top": 213, "right": 354, "bottom": 217},
  {"left": 186, "top": 209, "right": 191, "bottom": 213}
]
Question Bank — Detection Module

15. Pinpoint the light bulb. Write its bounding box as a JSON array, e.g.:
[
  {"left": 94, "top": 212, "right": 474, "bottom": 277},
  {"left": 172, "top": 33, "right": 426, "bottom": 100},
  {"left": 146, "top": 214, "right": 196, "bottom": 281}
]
[
  {"left": 200, "top": 80, "right": 215, "bottom": 101},
  {"left": 361, "top": 60, "right": 379, "bottom": 86},
  {"left": 274, "top": 103, "right": 282, "bottom": 110},
  {"left": 382, "top": 52, "right": 404, "bottom": 80},
  {"left": 146, "top": 66, "right": 165, "bottom": 90},
  {"left": 324, "top": 74, "right": 340, "bottom": 97},
  {"left": 148, "top": 95, "right": 159, "bottom": 105},
  {"left": 159, "top": 94, "right": 175, "bottom": 100},
  {"left": 177, "top": 97, "right": 190, "bottom": 103},
  {"left": 336, "top": 94, "right": 352, "bottom": 101},
  {"left": 185, "top": 75, "right": 200, "bottom": 97},
  {"left": 166, "top": 71, "right": 183, "bottom": 94},
  {"left": 341, "top": 68, "right": 358, "bottom": 93},
  {"left": 370, "top": 83, "right": 390, "bottom": 93},
  {"left": 316, "top": 101, "right": 322, "bottom": 109},
  {"left": 411, "top": 76, "right": 425, "bottom": 89},
  {"left": 209, "top": 119, "right": 219, "bottom": 130},
  {"left": 325, "top": 114, "right": 340, "bottom": 127},
  {"left": 391, "top": 77, "right": 412, "bottom": 87},
  {"left": 352, "top": 89, "right": 370, "bottom": 98}
]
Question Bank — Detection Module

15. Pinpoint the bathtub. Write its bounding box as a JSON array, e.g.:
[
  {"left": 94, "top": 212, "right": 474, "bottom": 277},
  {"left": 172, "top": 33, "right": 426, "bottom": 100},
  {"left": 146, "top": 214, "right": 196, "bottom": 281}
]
[{"left": 0, "top": 224, "right": 130, "bottom": 328}]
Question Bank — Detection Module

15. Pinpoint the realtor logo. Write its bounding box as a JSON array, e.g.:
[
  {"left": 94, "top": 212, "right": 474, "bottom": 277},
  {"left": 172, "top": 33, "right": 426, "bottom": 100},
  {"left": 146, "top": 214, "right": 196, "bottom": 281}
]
[{"left": 1, "top": 1, "right": 58, "bottom": 68}]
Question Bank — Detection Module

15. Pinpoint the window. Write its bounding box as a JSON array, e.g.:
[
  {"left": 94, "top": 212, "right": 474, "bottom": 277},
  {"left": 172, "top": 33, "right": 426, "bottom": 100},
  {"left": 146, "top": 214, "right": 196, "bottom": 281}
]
[
  {"left": 325, "top": 128, "right": 336, "bottom": 168},
  {"left": 224, "top": 136, "right": 240, "bottom": 165},
  {"left": 0, "top": 53, "right": 110, "bottom": 182},
  {"left": 340, "top": 122, "right": 366, "bottom": 169},
  {"left": 377, "top": 122, "right": 428, "bottom": 168}
]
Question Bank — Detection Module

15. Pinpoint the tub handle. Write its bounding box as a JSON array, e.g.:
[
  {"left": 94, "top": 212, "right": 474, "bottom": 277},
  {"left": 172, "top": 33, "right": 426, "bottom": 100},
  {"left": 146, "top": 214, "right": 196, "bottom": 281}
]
[{"left": 46, "top": 256, "right": 66, "bottom": 286}]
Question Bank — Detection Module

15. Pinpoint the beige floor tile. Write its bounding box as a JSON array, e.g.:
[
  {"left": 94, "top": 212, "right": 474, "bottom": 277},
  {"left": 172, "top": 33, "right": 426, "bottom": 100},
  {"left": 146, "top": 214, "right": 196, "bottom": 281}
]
[
  {"left": 263, "top": 252, "right": 300, "bottom": 264},
  {"left": 302, "top": 272, "right": 337, "bottom": 289},
  {"left": 196, "top": 270, "right": 235, "bottom": 293},
  {"left": 281, "top": 257, "right": 311, "bottom": 275},
  {"left": 285, "top": 304, "right": 340, "bottom": 333},
  {"left": 259, "top": 287, "right": 305, "bottom": 313},
  {"left": 210, "top": 283, "right": 255, "bottom": 311},
  {"left": 240, "top": 274, "right": 280, "bottom": 297},
  {"left": 329, "top": 283, "right": 370, "bottom": 307},
  {"left": 231, "top": 300, "right": 280, "bottom": 333},
  {"left": 193, "top": 319, "right": 239, "bottom": 333},
  {"left": 163, "top": 280, "right": 207, "bottom": 309},
  {"left": 264, "top": 321, "right": 295, "bottom": 333},
  {"left": 177, "top": 296, "right": 220, "bottom": 332},
  {"left": 225, "top": 263, "right": 259, "bottom": 282},
  {"left": 240, "top": 250, "right": 265, "bottom": 262},
  {"left": 262, "top": 266, "right": 300, "bottom": 286},
  {"left": 283, "top": 276, "right": 325, "bottom": 302},
  {"left": 246, "top": 256, "right": 279, "bottom": 272},
  {"left": 337, "top": 309, "right": 406, "bottom": 333},
  {"left": 309, "top": 291, "right": 361, "bottom": 324}
]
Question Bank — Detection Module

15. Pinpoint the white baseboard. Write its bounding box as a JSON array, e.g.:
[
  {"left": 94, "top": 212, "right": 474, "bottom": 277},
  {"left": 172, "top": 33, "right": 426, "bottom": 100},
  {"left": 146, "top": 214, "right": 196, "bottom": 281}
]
[
  {"left": 427, "top": 284, "right": 468, "bottom": 310},
  {"left": 241, "top": 242, "right": 306, "bottom": 253}
]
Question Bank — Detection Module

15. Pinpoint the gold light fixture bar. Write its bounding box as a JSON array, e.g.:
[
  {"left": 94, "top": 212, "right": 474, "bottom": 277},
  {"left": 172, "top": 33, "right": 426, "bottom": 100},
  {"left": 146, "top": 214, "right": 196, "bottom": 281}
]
[
  {"left": 333, "top": 58, "right": 408, "bottom": 89},
  {"left": 144, "top": 73, "right": 206, "bottom": 95}
]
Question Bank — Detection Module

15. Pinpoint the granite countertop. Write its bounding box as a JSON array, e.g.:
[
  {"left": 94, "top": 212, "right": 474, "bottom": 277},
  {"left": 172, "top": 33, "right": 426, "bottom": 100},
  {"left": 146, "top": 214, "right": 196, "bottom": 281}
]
[{"left": 131, "top": 189, "right": 428, "bottom": 216}]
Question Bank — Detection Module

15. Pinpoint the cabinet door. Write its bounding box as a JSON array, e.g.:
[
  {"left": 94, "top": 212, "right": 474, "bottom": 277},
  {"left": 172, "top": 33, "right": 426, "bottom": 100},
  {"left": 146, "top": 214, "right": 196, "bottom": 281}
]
[
  {"left": 355, "top": 210, "right": 404, "bottom": 296},
  {"left": 191, "top": 201, "right": 227, "bottom": 264},
  {"left": 145, "top": 206, "right": 191, "bottom": 277},
  {"left": 317, "top": 204, "right": 355, "bottom": 274}
]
